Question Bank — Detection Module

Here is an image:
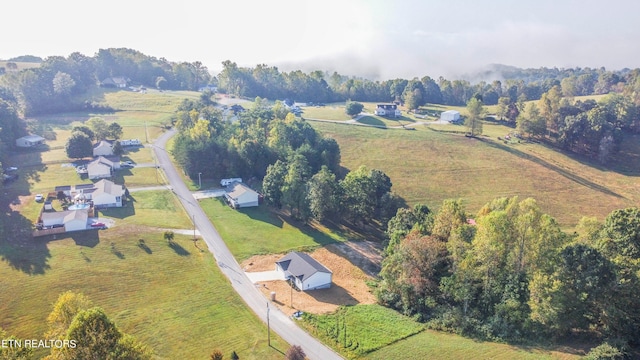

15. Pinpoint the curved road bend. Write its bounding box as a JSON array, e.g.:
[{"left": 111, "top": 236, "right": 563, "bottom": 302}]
[{"left": 152, "top": 129, "right": 343, "bottom": 360}]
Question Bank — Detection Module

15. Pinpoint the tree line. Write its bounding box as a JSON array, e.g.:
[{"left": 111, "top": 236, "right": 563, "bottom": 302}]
[
  {"left": 3, "top": 48, "right": 640, "bottom": 118},
  {"left": 377, "top": 197, "right": 640, "bottom": 356},
  {"left": 171, "top": 96, "right": 401, "bottom": 226}
]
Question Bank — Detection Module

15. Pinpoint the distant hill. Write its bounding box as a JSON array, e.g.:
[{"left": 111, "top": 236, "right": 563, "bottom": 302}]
[{"left": 7, "top": 55, "right": 43, "bottom": 63}]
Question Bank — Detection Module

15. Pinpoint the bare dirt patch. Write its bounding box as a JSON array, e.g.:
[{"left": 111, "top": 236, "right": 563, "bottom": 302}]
[{"left": 241, "top": 241, "right": 383, "bottom": 315}]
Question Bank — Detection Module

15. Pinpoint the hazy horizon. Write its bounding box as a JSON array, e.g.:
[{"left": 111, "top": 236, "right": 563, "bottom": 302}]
[{"left": 3, "top": 0, "right": 640, "bottom": 81}]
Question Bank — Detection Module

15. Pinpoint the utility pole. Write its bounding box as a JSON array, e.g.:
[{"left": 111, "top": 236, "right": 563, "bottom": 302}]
[
  {"left": 267, "top": 301, "right": 271, "bottom": 346},
  {"left": 290, "top": 278, "right": 293, "bottom": 308},
  {"left": 192, "top": 213, "right": 196, "bottom": 242},
  {"left": 144, "top": 121, "right": 148, "bottom": 143},
  {"left": 198, "top": 172, "right": 202, "bottom": 189}
]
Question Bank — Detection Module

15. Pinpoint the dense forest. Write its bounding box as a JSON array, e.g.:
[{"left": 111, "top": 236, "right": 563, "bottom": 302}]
[{"left": 378, "top": 198, "right": 640, "bottom": 356}]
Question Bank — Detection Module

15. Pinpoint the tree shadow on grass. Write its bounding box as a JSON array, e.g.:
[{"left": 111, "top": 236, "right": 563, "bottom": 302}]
[
  {"left": 479, "top": 137, "right": 625, "bottom": 198},
  {"left": 168, "top": 241, "right": 190, "bottom": 256},
  {"left": 69, "top": 230, "right": 100, "bottom": 248},
  {"left": 0, "top": 210, "right": 51, "bottom": 275},
  {"left": 357, "top": 116, "right": 386, "bottom": 127},
  {"left": 137, "top": 239, "right": 152, "bottom": 254}
]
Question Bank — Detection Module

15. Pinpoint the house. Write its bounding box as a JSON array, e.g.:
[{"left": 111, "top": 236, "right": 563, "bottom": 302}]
[
  {"left": 440, "top": 110, "right": 461, "bottom": 123},
  {"left": 225, "top": 182, "right": 259, "bottom": 208},
  {"left": 275, "top": 251, "right": 332, "bottom": 291},
  {"left": 374, "top": 103, "right": 401, "bottom": 118},
  {"left": 101, "top": 76, "right": 130, "bottom": 88},
  {"left": 87, "top": 156, "right": 119, "bottom": 180},
  {"left": 41, "top": 209, "right": 88, "bottom": 232},
  {"left": 91, "top": 179, "right": 124, "bottom": 208},
  {"left": 15, "top": 134, "right": 45, "bottom": 148},
  {"left": 92, "top": 140, "right": 113, "bottom": 157}
]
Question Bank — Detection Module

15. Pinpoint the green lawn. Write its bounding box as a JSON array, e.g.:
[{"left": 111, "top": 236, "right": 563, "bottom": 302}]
[
  {"left": 311, "top": 121, "right": 640, "bottom": 228},
  {"left": 364, "top": 329, "right": 582, "bottom": 360},
  {"left": 0, "top": 229, "right": 287, "bottom": 359},
  {"left": 199, "top": 198, "right": 345, "bottom": 260},
  {"left": 100, "top": 190, "right": 191, "bottom": 229},
  {"left": 300, "top": 305, "right": 425, "bottom": 358}
]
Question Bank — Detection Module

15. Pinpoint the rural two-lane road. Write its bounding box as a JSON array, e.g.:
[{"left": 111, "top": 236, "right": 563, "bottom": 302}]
[{"left": 152, "top": 129, "right": 343, "bottom": 360}]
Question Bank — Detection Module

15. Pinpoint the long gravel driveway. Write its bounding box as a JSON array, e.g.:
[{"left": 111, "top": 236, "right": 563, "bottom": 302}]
[{"left": 152, "top": 129, "right": 343, "bottom": 360}]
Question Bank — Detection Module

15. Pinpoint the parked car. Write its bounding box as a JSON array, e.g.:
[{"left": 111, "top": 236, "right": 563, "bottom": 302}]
[
  {"left": 91, "top": 222, "right": 106, "bottom": 229},
  {"left": 292, "top": 311, "right": 304, "bottom": 319},
  {"left": 120, "top": 161, "right": 134, "bottom": 168},
  {"left": 35, "top": 194, "right": 44, "bottom": 202}
]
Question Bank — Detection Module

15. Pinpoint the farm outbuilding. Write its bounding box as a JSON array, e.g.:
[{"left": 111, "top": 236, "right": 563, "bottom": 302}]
[
  {"left": 440, "top": 110, "right": 461, "bottom": 122},
  {"left": 275, "top": 251, "right": 332, "bottom": 291},
  {"left": 15, "top": 134, "right": 45, "bottom": 148}
]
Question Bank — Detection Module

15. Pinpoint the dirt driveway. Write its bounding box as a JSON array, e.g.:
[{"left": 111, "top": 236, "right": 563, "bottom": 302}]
[{"left": 241, "top": 240, "right": 383, "bottom": 315}]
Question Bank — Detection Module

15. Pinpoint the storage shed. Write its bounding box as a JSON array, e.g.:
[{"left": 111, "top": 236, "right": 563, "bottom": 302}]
[{"left": 440, "top": 110, "right": 461, "bottom": 122}]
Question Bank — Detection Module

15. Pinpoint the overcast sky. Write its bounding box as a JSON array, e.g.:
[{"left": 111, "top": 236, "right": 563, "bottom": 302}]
[{"left": 3, "top": 0, "right": 640, "bottom": 80}]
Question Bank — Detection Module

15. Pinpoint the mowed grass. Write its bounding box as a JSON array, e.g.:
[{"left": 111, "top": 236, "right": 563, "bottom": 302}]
[
  {"left": 100, "top": 190, "right": 191, "bottom": 229},
  {"left": 300, "top": 305, "right": 425, "bottom": 358},
  {"left": 0, "top": 229, "right": 287, "bottom": 359},
  {"left": 199, "top": 198, "right": 344, "bottom": 260},
  {"left": 364, "top": 329, "right": 581, "bottom": 360},
  {"left": 311, "top": 121, "right": 640, "bottom": 228}
]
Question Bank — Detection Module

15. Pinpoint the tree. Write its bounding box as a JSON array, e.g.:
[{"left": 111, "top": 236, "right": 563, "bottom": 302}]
[
  {"left": 0, "top": 327, "right": 33, "bottom": 359},
  {"left": 496, "top": 97, "right": 510, "bottom": 120},
  {"left": 86, "top": 117, "right": 109, "bottom": 141},
  {"left": 517, "top": 103, "right": 546, "bottom": 138},
  {"left": 52, "top": 71, "right": 76, "bottom": 96},
  {"left": 307, "top": 165, "right": 340, "bottom": 221},
  {"left": 210, "top": 349, "right": 224, "bottom": 360},
  {"left": 163, "top": 230, "right": 175, "bottom": 244},
  {"left": 107, "top": 122, "right": 123, "bottom": 140},
  {"left": 112, "top": 140, "right": 124, "bottom": 156},
  {"left": 156, "top": 76, "right": 167, "bottom": 90},
  {"left": 282, "top": 154, "right": 311, "bottom": 220},
  {"left": 465, "top": 97, "right": 485, "bottom": 137},
  {"left": 285, "top": 345, "right": 306, "bottom": 360},
  {"left": 345, "top": 101, "right": 364, "bottom": 117},
  {"left": 61, "top": 307, "right": 152, "bottom": 360},
  {"left": 262, "top": 160, "right": 287, "bottom": 208},
  {"left": 65, "top": 131, "right": 93, "bottom": 159},
  {"left": 71, "top": 125, "right": 95, "bottom": 141},
  {"left": 46, "top": 291, "right": 93, "bottom": 339}
]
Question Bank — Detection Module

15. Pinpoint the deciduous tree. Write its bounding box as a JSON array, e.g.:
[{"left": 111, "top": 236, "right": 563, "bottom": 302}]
[{"left": 65, "top": 131, "right": 93, "bottom": 159}]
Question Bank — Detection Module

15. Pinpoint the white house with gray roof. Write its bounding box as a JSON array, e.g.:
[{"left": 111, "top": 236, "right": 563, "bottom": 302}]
[
  {"left": 225, "top": 182, "right": 259, "bottom": 208},
  {"left": 275, "top": 251, "right": 332, "bottom": 291}
]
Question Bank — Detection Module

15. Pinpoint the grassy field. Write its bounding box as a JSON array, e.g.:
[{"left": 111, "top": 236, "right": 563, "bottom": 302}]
[
  {"left": 310, "top": 121, "right": 640, "bottom": 228},
  {"left": 364, "top": 329, "right": 582, "bottom": 360},
  {"left": 300, "top": 305, "right": 425, "bottom": 358},
  {"left": 0, "top": 228, "right": 288, "bottom": 359},
  {"left": 199, "top": 198, "right": 346, "bottom": 261},
  {"left": 299, "top": 304, "right": 581, "bottom": 360}
]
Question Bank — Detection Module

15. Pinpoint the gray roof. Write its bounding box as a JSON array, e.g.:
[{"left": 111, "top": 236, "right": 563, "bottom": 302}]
[{"left": 276, "top": 251, "right": 332, "bottom": 282}]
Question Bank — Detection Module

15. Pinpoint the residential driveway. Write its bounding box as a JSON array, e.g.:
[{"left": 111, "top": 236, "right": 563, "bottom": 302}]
[
  {"left": 245, "top": 270, "right": 285, "bottom": 283},
  {"left": 128, "top": 185, "right": 172, "bottom": 192},
  {"left": 192, "top": 189, "right": 226, "bottom": 200}
]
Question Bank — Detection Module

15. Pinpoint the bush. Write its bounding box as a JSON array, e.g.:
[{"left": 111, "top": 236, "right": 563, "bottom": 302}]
[{"left": 584, "top": 342, "right": 626, "bottom": 360}]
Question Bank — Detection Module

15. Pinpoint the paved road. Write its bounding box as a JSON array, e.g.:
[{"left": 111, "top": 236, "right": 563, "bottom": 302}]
[{"left": 152, "top": 129, "right": 343, "bottom": 360}]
